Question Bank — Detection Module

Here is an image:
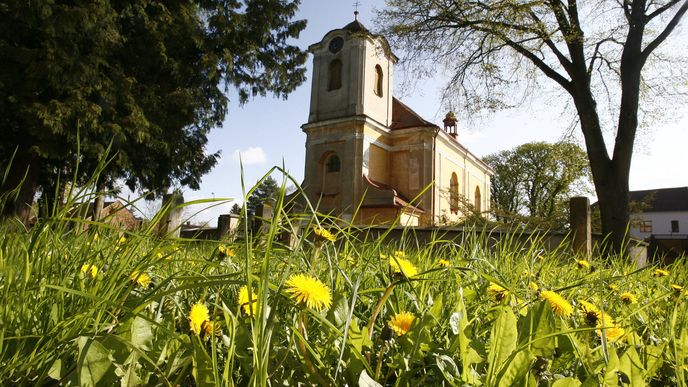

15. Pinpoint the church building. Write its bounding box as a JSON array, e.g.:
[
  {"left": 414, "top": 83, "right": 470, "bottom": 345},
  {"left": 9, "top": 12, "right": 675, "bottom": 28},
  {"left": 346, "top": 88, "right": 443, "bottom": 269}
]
[{"left": 301, "top": 18, "right": 493, "bottom": 226}]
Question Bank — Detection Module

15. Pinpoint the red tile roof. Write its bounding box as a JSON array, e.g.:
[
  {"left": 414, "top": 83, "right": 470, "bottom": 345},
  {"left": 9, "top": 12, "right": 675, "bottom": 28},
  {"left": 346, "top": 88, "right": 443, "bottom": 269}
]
[{"left": 390, "top": 97, "right": 438, "bottom": 130}]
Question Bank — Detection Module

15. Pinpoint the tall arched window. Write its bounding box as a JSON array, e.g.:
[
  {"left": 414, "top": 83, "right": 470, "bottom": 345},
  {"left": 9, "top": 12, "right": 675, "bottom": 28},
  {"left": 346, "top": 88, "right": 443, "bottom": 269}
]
[
  {"left": 474, "top": 186, "right": 481, "bottom": 213},
  {"left": 374, "top": 64, "right": 383, "bottom": 97},
  {"left": 450, "top": 173, "right": 459, "bottom": 214},
  {"left": 328, "top": 59, "right": 342, "bottom": 91},
  {"left": 325, "top": 154, "right": 340, "bottom": 173}
]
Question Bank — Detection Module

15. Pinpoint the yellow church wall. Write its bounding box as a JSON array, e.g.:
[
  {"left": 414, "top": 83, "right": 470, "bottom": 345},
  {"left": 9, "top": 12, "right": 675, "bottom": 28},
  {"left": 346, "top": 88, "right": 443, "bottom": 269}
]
[{"left": 368, "top": 143, "right": 388, "bottom": 184}]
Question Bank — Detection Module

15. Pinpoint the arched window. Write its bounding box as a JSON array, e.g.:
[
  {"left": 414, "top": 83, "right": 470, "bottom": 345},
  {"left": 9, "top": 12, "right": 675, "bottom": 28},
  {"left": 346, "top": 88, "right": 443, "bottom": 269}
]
[
  {"left": 328, "top": 59, "right": 342, "bottom": 91},
  {"left": 474, "top": 186, "right": 481, "bottom": 213},
  {"left": 325, "top": 154, "right": 340, "bottom": 173},
  {"left": 374, "top": 64, "right": 383, "bottom": 97},
  {"left": 450, "top": 173, "right": 459, "bottom": 214}
]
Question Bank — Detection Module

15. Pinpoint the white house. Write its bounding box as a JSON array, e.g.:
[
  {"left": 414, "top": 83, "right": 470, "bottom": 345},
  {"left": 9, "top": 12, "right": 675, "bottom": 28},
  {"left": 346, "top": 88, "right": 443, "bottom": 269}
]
[{"left": 628, "top": 186, "right": 688, "bottom": 240}]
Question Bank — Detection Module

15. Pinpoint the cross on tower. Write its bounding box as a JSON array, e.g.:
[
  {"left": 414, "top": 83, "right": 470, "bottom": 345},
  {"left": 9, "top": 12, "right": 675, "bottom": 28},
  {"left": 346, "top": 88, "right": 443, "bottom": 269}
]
[{"left": 353, "top": 1, "right": 361, "bottom": 20}]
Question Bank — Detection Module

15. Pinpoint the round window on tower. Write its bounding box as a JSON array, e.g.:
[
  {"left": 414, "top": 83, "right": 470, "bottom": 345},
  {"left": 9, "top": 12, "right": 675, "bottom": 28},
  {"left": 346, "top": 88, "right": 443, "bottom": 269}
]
[{"left": 328, "top": 37, "right": 343, "bottom": 53}]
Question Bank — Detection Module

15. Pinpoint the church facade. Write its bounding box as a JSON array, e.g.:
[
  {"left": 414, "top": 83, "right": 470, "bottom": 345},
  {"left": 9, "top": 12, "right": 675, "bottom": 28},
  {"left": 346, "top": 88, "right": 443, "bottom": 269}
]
[{"left": 301, "top": 19, "right": 493, "bottom": 226}]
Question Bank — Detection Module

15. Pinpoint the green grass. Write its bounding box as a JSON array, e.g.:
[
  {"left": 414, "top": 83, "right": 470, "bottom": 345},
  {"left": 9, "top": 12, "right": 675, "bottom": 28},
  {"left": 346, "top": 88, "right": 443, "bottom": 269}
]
[{"left": 1, "top": 181, "right": 687, "bottom": 386}]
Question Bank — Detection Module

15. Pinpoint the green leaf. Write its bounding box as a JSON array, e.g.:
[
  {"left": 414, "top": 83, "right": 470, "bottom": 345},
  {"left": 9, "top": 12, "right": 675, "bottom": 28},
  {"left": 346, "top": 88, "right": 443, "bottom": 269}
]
[
  {"left": 359, "top": 369, "right": 383, "bottom": 387},
  {"left": 497, "top": 349, "right": 534, "bottom": 387},
  {"left": 486, "top": 306, "right": 518, "bottom": 385},
  {"left": 552, "top": 377, "right": 582, "bottom": 387},
  {"left": 520, "top": 300, "right": 555, "bottom": 357},
  {"left": 77, "top": 336, "right": 115, "bottom": 387},
  {"left": 603, "top": 347, "right": 620, "bottom": 386},
  {"left": 191, "top": 335, "right": 216, "bottom": 387},
  {"left": 619, "top": 346, "right": 645, "bottom": 387},
  {"left": 130, "top": 316, "right": 154, "bottom": 351},
  {"left": 434, "top": 353, "right": 460, "bottom": 386}
]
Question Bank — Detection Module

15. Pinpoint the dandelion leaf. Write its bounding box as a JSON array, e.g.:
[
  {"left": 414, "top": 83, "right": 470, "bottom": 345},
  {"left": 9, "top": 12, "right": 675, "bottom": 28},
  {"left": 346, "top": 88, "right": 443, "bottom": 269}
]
[
  {"left": 618, "top": 346, "right": 645, "bottom": 387},
  {"left": 359, "top": 369, "right": 383, "bottom": 387},
  {"left": 496, "top": 349, "right": 534, "bottom": 387},
  {"left": 603, "top": 347, "right": 620, "bottom": 387},
  {"left": 552, "top": 377, "right": 582, "bottom": 387},
  {"left": 519, "top": 300, "right": 555, "bottom": 357},
  {"left": 486, "top": 306, "right": 518, "bottom": 385},
  {"left": 77, "top": 336, "right": 116, "bottom": 387},
  {"left": 191, "top": 336, "right": 216, "bottom": 387}
]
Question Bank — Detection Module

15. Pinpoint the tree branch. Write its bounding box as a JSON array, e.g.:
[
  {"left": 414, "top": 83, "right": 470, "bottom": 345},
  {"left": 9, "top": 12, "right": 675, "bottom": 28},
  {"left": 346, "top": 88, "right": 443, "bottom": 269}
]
[{"left": 641, "top": 0, "right": 688, "bottom": 63}]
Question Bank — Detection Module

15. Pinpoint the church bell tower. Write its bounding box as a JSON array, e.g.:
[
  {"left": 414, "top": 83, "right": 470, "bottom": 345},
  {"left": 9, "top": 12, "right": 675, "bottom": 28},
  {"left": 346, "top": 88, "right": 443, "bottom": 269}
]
[{"left": 307, "top": 19, "right": 397, "bottom": 126}]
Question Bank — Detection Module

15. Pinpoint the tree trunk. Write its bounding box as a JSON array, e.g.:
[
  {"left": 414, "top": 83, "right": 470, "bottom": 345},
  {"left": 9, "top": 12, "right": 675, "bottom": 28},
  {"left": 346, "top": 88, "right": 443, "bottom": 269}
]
[
  {"left": 93, "top": 181, "right": 106, "bottom": 221},
  {"left": 0, "top": 148, "right": 39, "bottom": 226}
]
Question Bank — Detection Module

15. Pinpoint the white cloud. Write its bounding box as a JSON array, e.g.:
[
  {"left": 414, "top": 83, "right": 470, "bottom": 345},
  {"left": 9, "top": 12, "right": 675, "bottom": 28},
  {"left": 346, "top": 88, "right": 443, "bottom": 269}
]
[{"left": 233, "top": 146, "right": 267, "bottom": 166}]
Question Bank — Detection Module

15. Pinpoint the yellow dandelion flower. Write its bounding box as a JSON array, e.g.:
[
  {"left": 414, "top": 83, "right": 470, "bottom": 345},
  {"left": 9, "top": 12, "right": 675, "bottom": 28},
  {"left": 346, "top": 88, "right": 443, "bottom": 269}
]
[
  {"left": 394, "top": 250, "right": 406, "bottom": 258},
  {"left": 487, "top": 283, "right": 510, "bottom": 302},
  {"left": 437, "top": 259, "right": 451, "bottom": 268},
  {"left": 654, "top": 268, "right": 669, "bottom": 277},
  {"left": 529, "top": 281, "right": 539, "bottom": 292},
  {"left": 388, "top": 311, "right": 415, "bottom": 336},
  {"left": 218, "top": 245, "right": 235, "bottom": 258},
  {"left": 189, "top": 302, "right": 210, "bottom": 336},
  {"left": 576, "top": 260, "right": 591, "bottom": 270},
  {"left": 238, "top": 285, "right": 258, "bottom": 316},
  {"left": 619, "top": 292, "right": 638, "bottom": 304},
  {"left": 118, "top": 236, "right": 127, "bottom": 244},
  {"left": 156, "top": 252, "right": 164, "bottom": 259},
  {"left": 130, "top": 270, "right": 152, "bottom": 288},
  {"left": 313, "top": 227, "right": 337, "bottom": 242},
  {"left": 92, "top": 233, "right": 99, "bottom": 242},
  {"left": 579, "top": 300, "right": 602, "bottom": 326},
  {"left": 389, "top": 257, "right": 419, "bottom": 278},
  {"left": 671, "top": 284, "right": 684, "bottom": 293},
  {"left": 597, "top": 315, "right": 624, "bottom": 342},
  {"left": 285, "top": 274, "right": 332, "bottom": 311},
  {"left": 80, "top": 264, "right": 98, "bottom": 278},
  {"left": 522, "top": 270, "right": 531, "bottom": 278},
  {"left": 541, "top": 290, "right": 573, "bottom": 318}
]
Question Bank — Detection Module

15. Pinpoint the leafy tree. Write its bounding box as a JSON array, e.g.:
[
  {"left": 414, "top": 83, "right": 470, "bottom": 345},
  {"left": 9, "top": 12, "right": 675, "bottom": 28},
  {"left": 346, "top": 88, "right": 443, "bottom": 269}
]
[
  {"left": 0, "top": 0, "right": 307, "bottom": 224},
  {"left": 378, "top": 0, "right": 688, "bottom": 253},
  {"left": 246, "top": 176, "right": 280, "bottom": 218},
  {"left": 230, "top": 203, "right": 242, "bottom": 215},
  {"left": 484, "top": 142, "right": 592, "bottom": 229}
]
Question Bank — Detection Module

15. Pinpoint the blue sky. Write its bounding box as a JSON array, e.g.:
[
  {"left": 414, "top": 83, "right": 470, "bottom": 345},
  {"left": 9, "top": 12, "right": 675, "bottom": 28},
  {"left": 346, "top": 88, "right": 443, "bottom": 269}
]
[{"left": 175, "top": 0, "right": 688, "bottom": 226}]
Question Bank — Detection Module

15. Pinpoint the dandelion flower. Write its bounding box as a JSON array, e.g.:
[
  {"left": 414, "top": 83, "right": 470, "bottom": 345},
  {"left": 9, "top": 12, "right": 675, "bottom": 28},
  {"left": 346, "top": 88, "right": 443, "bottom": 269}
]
[
  {"left": 285, "top": 274, "right": 332, "bottom": 311},
  {"left": 218, "top": 245, "right": 235, "bottom": 258},
  {"left": 597, "top": 315, "right": 624, "bottom": 342},
  {"left": 81, "top": 264, "right": 98, "bottom": 278},
  {"left": 576, "top": 260, "right": 591, "bottom": 270},
  {"left": 579, "top": 300, "right": 602, "bottom": 326},
  {"left": 189, "top": 302, "right": 210, "bottom": 335},
  {"left": 130, "top": 270, "right": 152, "bottom": 288},
  {"left": 529, "top": 282, "right": 539, "bottom": 292},
  {"left": 388, "top": 311, "right": 415, "bottom": 336},
  {"left": 394, "top": 250, "right": 406, "bottom": 258},
  {"left": 619, "top": 292, "right": 638, "bottom": 304},
  {"left": 389, "top": 257, "right": 419, "bottom": 278},
  {"left": 541, "top": 290, "right": 573, "bottom": 318},
  {"left": 437, "top": 259, "right": 451, "bottom": 268},
  {"left": 487, "top": 283, "right": 510, "bottom": 302},
  {"left": 653, "top": 268, "right": 669, "bottom": 277},
  {"left": 118, "top": 236, "right": 127, "bottom": 244},
  {"left": 313, "top": 227, "right": 337, "bottom": 242},
  {"left": 238, "top": 285, "right": 258, "bottom": 316},
  {"left": 671, "top": 284, "right": 684, "bottom": 293}
]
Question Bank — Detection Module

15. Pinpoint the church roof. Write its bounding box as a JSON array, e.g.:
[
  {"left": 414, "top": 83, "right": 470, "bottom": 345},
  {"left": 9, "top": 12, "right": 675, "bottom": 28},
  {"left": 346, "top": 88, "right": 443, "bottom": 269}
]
[
  {"left": 390, "top": 97, "right": 439, "bottom": 130},
  {"left": 342, "top": 19, "right": 369, "bottom": 33}
]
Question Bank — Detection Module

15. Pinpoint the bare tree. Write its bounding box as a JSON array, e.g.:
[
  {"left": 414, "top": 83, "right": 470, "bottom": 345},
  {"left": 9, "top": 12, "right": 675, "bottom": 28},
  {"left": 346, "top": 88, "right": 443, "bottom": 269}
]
[{"left": 377, "top": 0, "right": 688, "bottom": 253}]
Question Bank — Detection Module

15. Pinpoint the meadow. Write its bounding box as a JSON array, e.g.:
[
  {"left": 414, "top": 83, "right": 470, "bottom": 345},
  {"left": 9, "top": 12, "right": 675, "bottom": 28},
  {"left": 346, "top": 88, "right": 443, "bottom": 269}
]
[{"left": 1, "top": 193, "right": 687, "bottom": 386}]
